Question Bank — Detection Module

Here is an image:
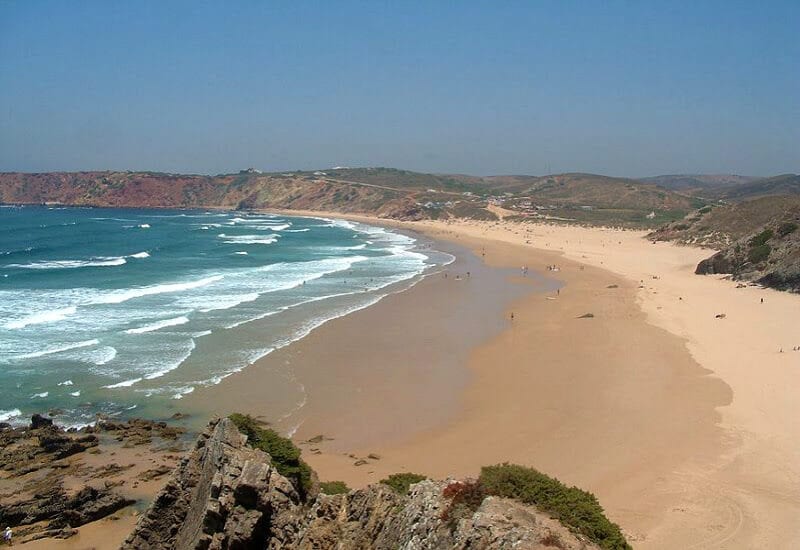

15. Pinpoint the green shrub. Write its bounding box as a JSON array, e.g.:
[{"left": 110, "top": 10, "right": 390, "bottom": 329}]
[
  {"left": 748, "top": 244, "right": 771, "bottom": 264},
  {"left": 229, "top": 413, "right": 314, "bottom": 499},
  {"left": 698, "top": 205, "right": 712, "bottom": 214},
  {"left": 749, "top": 229, "right": 774, "bottom": 247},
  {"left": 379, "top": 472, "right": 427, "bottom": 494},
  {"left": 479, "top": 464, "right": 630, "bottom": 550},
  {"left": 777, "top": 222, "right": 798, "bottom": 237},
  {"left": 319, "top": 481, "right": 350, "bottom": 495}
]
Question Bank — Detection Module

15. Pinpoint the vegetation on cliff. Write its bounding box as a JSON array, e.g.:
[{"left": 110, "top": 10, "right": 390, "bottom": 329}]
[
  {"left": 379, "top": 472, "right": 428, "bottom": 494},
  {"left": 228, "top": 413, "right": 315, "bottom": 499},
  {"left": 651, "top": 195, "right": 800, "bottom": 291},
  {"left": 126, "top": 418, "right": 621, "bottom": 549},
  {"left": 480, "top": 464, "right": 630, "bottom": 550}
]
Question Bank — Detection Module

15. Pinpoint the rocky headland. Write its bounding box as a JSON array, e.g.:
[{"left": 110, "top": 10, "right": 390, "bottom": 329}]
[
  {"left": 1, "top": 414, "right": 629, "bottom": 548},
  {"left": 123, "top": 417, "right": 628, "bottom": 549}
]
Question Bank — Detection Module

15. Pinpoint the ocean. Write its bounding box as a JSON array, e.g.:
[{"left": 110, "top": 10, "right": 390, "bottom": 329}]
[{"left": 0, "top": 206, "right": 451, "bottom": 427}]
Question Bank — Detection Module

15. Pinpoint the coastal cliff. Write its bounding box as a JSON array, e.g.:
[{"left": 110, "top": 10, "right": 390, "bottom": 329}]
[{"left": 123, "top": 418, "right": 618, "bottom": 549}]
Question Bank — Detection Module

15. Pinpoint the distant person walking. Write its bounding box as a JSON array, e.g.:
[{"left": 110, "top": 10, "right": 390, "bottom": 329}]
[{"left": 3, "top": 526, "right": 11, "bottom": 546}]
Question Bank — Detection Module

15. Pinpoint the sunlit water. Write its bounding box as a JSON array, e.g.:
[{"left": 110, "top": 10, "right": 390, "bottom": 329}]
[{"left": 0, "top": 206, "right": 451, "bottom": 426}]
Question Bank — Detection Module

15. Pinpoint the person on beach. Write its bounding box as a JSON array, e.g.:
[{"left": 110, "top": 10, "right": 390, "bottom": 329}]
[{"left": 3, "top": 526, "right": 11, "bottom": 545}]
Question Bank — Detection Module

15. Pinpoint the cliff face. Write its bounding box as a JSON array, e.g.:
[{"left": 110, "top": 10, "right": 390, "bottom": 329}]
[
  {"left": 123, "top": 419, "right": 600, "bottom": 549},
  {"left": 0, "top": 171, "right": 428, "bottom": 220}
]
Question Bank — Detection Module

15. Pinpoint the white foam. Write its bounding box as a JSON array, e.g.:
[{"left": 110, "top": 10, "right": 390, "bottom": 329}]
[
  {"left": 104, "top": 377, "right": 142, "bottom": 389},
  {"left": 31, "top": 392, "right": 48, "bottom": 398},
  {"left": 199, "top": 293, "right": 259, "bottom": 313},
  {"left": 58, "top": 380, "right": 74, "bottom": 386},
  {"left": 91, "top": 346, "right": 118, "bottom": 365},
  {"left": 7, "top": 257, "right": 126, "bottom": 270},
  {"left": 15, "top": 339, "right": 99, "bottom": 359},
  {"left": 284, "top": 228, "right": 310, "bottom": 232},
  {"left": 92, "top": 275, "right": 223, "bottom": 304},
  {"left": 234, "top": 251, "right": 248, "bottom": 255},
  {"left": 5, "top": 306, "right": 78, "bottom": 329},
  {"left": 218, "top": 234, "right": 279, "bottom": 245},
  {"left": 138, "top": 224, "right": 150, "bottom": 229},
  {"left": 70, "top": 391, "right": 81, "bottom": 397},
  {"left": 172, "top": 386, "right": 195, "bottom": 399},
  {"left": 130, "top": 251, "right": 150, "bottom": 259},
  {"left": 0, "top": 409, "right": 22, "bottom": 422},
  {"left": 3, "top": 305, "right": 61, "bottom": 329},
  {"left": 143, "top": 339, "right": 195, "bottom": 380},
  {"left": 125, "top": 316, "right": 190, "bottom": 334}
]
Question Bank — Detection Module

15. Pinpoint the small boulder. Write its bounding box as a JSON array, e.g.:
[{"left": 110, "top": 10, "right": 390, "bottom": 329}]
[{"left": 31, "top": 414, "right": 54, "bottom": 430}]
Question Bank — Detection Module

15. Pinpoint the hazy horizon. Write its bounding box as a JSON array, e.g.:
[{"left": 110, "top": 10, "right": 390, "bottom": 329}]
[
  {"left": 1, "top": 1, "right": 797, "bottom": 177},
  {"left": 0, "top": 165, "right": 782, "bottom": 181}
]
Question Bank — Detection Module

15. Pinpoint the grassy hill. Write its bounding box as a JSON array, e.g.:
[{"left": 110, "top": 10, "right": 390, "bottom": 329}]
[
  {"left": 640, "top": 174, "right": 758, "bottom": 197},
  {"left": 0, "top": 168, "right": 703, "bottom": 226},
  {"left": 720, "top": 174, "right": 800, "bottom": 202}
]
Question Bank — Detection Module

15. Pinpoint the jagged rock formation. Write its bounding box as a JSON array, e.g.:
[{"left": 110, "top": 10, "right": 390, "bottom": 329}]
[{"left": 124, "top": 419, "right": 601, "bottom": 549}]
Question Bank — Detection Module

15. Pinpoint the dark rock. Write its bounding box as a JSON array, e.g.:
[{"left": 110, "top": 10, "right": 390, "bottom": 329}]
[
  {"left": 39, "top": 431, "right": 98, "bottom": 459},
  {"left": 31, "top": 413, "right": 54, "bottom": 430},
  {"left": 0, "top": 484, "right": 133, "bottom": 530}
]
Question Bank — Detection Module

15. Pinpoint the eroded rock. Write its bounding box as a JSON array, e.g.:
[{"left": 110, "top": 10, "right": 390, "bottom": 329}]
[{"left": 124, "top": 419, "right": 603, "bottom": 549}]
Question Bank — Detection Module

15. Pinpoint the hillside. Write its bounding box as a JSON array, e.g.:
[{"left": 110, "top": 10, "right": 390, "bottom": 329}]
[
  {"left": 720, "top": 173, "right": 800, "bottom": 202},
  {"left": 0, "top": 171, "right": 430, "bottom": 220},
  {"left": 0, "top": 169, "right": 703, "bottom": 227},
  {"left": 640, "top": 174, "right": 758, "bottom": 196},
  {"left": 650, "top": 195, "right": 800, "bottom": 291}
]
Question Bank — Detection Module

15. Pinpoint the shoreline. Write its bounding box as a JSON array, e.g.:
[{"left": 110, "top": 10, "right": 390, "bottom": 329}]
[
  {"left": 181, "top": 233, "right": 547, "bottom": 451},
  {"left": 223, "top": 209, "right": 800, "bottom": 548},
  {"left": 8, "top": 209, "right": 799, "bottom": 548}
]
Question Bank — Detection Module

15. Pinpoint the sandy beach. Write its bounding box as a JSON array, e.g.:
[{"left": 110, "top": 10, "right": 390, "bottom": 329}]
[
  {"left": 19, "top": 212, "right": 798, "bottom": 549},
  {"left": 206, "top": 211, "right": 799, "bottom": 549}
]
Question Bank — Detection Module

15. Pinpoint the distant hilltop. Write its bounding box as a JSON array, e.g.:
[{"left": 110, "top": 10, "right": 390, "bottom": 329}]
[
  {"left": 1, "top": 166, "right": 798, "bottom": 289},
  {"left": 3, "top": 166, "right": 794, "bottom": 227}
]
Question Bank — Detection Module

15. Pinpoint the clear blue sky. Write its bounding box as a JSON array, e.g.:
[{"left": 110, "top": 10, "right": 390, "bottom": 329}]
[{"left": 1, "top": 1, "right": 797, "bottom": 177}]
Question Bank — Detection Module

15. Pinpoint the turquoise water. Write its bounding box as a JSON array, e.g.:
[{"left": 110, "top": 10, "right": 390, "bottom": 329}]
[{"left": 0, "top": 206, "right": 450, "bottom": 426}]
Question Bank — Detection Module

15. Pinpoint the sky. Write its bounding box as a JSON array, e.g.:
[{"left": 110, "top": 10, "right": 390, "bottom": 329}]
[{"left": 0, "top": 1, "right": 797, "bottom": 177}]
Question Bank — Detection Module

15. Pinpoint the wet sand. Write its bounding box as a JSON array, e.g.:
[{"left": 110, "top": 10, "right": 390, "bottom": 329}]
[{"left": 182, "top": 238, "right": 552, "bottom": 450}]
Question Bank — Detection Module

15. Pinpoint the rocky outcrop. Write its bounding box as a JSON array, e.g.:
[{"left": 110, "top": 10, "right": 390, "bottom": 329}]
[
  {"left": 0, "top": 484, "right": 133, "bottom": 530},
  {"left": 0, "top": 417, "right": 98, "bottom": 474},
  {"left": 0, "top": 415, "right": 185, "bottom": 544},
  {"left": 122, "top": 417, "right": 302, "bottom": 549},
  {"left": 124, "top": 419, "right": 602, "bottom": 549}
]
